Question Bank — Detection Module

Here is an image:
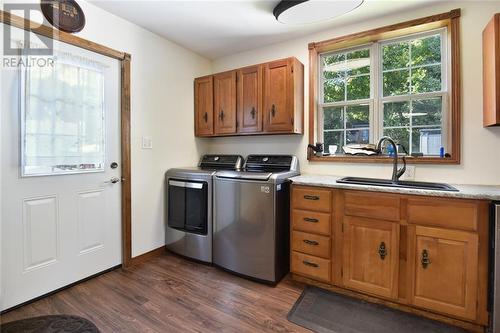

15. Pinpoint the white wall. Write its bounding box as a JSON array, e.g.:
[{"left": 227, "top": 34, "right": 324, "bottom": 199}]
[
  {"left": 72, "top": 1, "right": 212, "bottom": 256},
  {"left": 208, "top": 1, "right": 500, "bottom": 186}
]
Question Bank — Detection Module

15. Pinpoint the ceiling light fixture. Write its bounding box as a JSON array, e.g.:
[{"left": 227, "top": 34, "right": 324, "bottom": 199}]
[{"left": 273, "top": 0, "right": 364, "bottom": 25}]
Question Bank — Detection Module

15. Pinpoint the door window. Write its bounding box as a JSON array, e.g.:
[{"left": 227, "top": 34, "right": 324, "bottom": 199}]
[{"left": 21, "top": 51, "right": 106, "bottom": 176}]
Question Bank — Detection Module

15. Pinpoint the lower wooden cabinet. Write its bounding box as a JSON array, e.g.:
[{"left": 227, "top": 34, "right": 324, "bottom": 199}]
[
  {"left": 409, "top": 226, "right": 479, "bottom": 320},
  {"left": 290, "top": 185, "right": 490, "bottom": 331},
  {"left": 342, "top": 216, "right": 399, "bottom": 299},
  {"left": 291, "top": 251, "right": 331, "bottom": 283}
]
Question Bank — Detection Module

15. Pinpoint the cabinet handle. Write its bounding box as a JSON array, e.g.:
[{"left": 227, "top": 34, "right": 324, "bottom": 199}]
[
  {"left": 303, "top": 239, "right": 319, "bottom": 246},
  {"left": 271, "top": 104, "right": 276, "bottom": 117},
  {"left": 378, "top": 242, "right": 387, "bottom": 260},
  {"left": 303, "top": 195, "right": 319, "bottom": 201},
  {"left": 219, "top": 109, "right": 225, "bottom": 121},
  {"left": 203, "top": 112, "right": 208, "bottom": 123},
  {"left": 421, "top": 249, "right": 431, "bottom": 269},
  {"left": 303, "top": 217, "right": 319, "bottom": 223},
  {"left": 250, "top": 107, "right": 256, "bottom": 119},
  {"left": 302, "top": 260, "right": 318, "bottom": 268}
]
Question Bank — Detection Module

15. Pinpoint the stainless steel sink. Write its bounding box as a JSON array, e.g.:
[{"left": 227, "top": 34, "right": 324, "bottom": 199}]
[{"left": 336, "top": 177, "right": 459, "bottom": 192}]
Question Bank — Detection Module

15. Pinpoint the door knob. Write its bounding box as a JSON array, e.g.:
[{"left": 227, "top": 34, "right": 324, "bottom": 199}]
[{"left": 105, "top": 177, "right": 120, "bottom": 184}]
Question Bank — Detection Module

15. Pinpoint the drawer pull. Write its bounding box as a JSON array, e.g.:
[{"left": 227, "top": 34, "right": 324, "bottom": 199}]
[
  {"left": 421, "top": 249, "right": 431, "bottom": 269},
  {"left": 303, "top": 217, "right": 319, "bottom": 223},
  {"left": 303, "top": 195, "right": 320, "bottom": 201},
  {"left": 378, "top": 242, "right": 387, "bottom": 260},
  {"left": 303, "top": 239, "right": 319, "bottom": 246},
  {"left": 302, "top": 260, "right": 319, "bottom": 268}
]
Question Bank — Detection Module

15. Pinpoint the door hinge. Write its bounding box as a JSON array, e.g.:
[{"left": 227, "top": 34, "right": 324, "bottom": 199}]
[{"left": 291, "top": 117, "right": 294, "bottom": 125}]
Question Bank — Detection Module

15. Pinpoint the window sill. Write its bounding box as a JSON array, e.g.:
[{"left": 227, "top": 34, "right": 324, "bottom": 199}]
[{"left": 308, "top": 154, "right": 459, "bottom": 165}]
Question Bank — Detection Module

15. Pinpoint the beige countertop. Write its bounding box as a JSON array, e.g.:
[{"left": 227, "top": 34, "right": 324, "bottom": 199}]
[{"left": 290, "top": 174, "right": 500, "bottom": 201}]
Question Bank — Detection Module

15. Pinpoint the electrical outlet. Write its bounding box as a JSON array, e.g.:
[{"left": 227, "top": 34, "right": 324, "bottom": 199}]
[{"left": 401, "top": 166, "right": 415, "bottom": 180}]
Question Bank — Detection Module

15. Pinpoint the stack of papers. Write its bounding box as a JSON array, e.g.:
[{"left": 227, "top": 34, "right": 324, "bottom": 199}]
[{"left": 342, "top": 144, "right": 379, "bottom": 156}]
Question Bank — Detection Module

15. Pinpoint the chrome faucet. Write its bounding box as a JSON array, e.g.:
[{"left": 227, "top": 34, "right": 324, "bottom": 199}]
[{"left": 376, "top": 136, "right": 406, "bottom": 182}]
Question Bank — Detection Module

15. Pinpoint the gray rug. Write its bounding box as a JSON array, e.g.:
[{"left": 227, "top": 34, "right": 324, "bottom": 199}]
[
  {"left": 288, "top": 286, "right": 469, "bottom": 333},
  {"left": 0, "top": 315, "right": 100, "bottom": 333}
]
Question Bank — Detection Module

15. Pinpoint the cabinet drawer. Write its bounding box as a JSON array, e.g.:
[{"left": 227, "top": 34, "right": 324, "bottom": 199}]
[
  {"left": 407, "top": 197, "right": 479, "bottom": 231},
  {"left": 292, "top": 231, "right": 331, "bottom": 259},
  {"left": 344, "top": 191, "right": 400, "bottom": 222},
  {"left": 292, "top": 210, "right": 331, "bottom": 235},
  {"left": 292, "top": 187, "right": 332, "bottom": 212},
  {"left": 291, "top": 251, "right": 331, "bottom": 283}
]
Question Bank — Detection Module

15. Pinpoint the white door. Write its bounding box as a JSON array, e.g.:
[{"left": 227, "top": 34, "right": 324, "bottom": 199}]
[{"left": 1, "top": 28, "right": 122, "bottom": 311}]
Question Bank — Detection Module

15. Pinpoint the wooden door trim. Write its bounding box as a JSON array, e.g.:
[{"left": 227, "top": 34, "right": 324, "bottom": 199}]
[{"left": 1, "top": 10, "right": 133, "bottom": 268}]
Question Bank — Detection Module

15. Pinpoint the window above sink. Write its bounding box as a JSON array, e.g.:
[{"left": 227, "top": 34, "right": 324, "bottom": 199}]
[{"left": 308, "top": 9, "right": 461, "bottom": 165}]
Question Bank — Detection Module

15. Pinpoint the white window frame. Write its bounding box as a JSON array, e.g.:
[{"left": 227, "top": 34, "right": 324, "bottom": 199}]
[
  {"left": 318, "top": 43, "right": 375, "bottom": 149},
  {"left": 318, "top": 27, "right": 449, "bottom": 156}
]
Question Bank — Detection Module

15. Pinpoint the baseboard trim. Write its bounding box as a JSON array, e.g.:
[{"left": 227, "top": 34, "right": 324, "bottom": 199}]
[{"left": 130, "top": 246, "right": 166, "bottom": 266}]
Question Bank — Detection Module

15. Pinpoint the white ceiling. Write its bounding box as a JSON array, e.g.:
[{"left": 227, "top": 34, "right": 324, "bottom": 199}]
[{"left": 90, "top": 0, "right": 439, "bottom": 60}]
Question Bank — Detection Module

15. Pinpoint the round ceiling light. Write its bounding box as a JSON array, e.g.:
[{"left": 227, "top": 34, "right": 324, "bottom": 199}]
[{"left": 273, "top": 0, "right": 364, "bottom": 25}]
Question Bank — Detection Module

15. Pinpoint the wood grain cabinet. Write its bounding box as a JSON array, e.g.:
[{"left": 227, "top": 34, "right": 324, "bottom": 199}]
[
  {"left": 237, "top": 65, "right": 263, "bottom": 133},
  {"left": 290, "top": 185, "right": 490, "bottom": 332},
  {"left": 409, "top": 226, "right": 478, "bottom": 320},
  {"left": 194, "top": 57, "right": 303, "bottom": 137},
  {"left": 483, "top": 13, "right": 500, "bottom": 127},
  {"left": 214, "top": 71, "right": 237, "bottom": 135},
  {"left": 264, "top": 58, "right": 303, "bottom": 133},
  {"left": 342, "top": 216, "right": 399, "bottom": 299},
  {"left": 194, "top": 76, "right": 214, "bottom": 136}
]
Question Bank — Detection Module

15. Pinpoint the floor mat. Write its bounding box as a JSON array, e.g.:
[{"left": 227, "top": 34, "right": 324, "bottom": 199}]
[
  {"left": 287, "top": 286, "right": 470, "bottom": 333},
  {"left": 0, "top": 315, "right": 100, "bottom": 333}
]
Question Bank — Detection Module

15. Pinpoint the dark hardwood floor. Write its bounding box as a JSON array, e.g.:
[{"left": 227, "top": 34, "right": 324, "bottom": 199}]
[{"left": 0, "top": 252, "right": 310, "bottom": 332}]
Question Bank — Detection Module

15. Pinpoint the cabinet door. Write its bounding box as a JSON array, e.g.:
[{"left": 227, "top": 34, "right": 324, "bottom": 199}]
[
  {"left": 343, "top": 216, "right": 399, "bottom": 299},
  {"left": 194, "top": 76, "right": 213, "bottom": 136},
  {"left": 214, "top": 71, "right": 237, "bottom": 134},
  {"left": 237, "top": 65, "right": 263, "bottom": 133},
  {"left": 409, "top": 226, "right": 478, "bottom": 320},
  {"left": 264, "top": 59, "right": 293, "bottom": 132}
]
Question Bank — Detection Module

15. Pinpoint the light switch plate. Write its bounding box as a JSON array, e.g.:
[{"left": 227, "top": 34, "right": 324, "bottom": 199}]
[
  {"left": 141, "top": 136, "right": 153, "bottom": 149},
  {"left": 401, "top": 165, "right": 415, "bottom": 180}
]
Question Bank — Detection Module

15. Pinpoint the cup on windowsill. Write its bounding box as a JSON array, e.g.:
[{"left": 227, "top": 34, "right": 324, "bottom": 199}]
[{"left": 329, "top": 145, "right": 338, "bottom": 155}]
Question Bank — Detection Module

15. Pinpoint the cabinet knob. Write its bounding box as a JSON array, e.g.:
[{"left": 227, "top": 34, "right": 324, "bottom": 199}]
[
  {"left": 250, "top": 107, "right": 256, "bottom": 119},
  {"left": 219, "top": 109, "right": 225, "bottom": 121},
  {"left": 421, "top": 249, "right": 431, "bottom": 269},
  {"left": 378, "top": 242, "right": 387, "bottom": 260},
  {"left": 203, "top": 112, "right": 208, "bottom": 123},
  {"left": 303, "top": 195, "right": 319, "bottom": 201},
  {"left": 271, "top": 104, "right": 276, "bottom": 117},
  {"left": 303, "top": 217, "right": 319, "bottom": 223}
]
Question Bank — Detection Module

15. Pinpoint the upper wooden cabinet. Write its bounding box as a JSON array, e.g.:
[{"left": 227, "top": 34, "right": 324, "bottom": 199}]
[
  {"left": 237, "top": 65, "right": 263, "bottom": 133},
  {"left": 214, "top": 71, "right": 237, "bottom": 135},
  {"left": 483, "top": 13, "right": 500, "bottom": 127},
  {"left": 264, "top": 58, "right": 304, "bottom": 133},
  {"left": 194, "top": 76, "right": 214, "bottom": 136},
  {"left": 194, "top": 57, "right": 304, "bottom": 137}
]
